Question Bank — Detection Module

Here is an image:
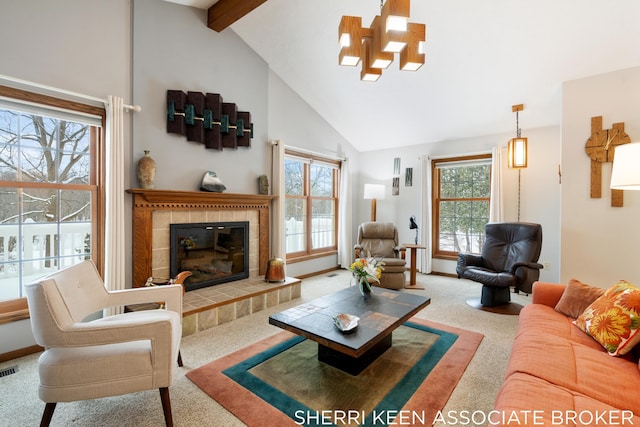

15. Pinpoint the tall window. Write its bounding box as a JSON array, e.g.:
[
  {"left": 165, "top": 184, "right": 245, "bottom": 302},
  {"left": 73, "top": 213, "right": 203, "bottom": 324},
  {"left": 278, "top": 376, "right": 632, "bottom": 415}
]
[
  {"left": 432, "top": 154, "right": 491, "bottom": 259},
  {"left": 0, "top": 87, "right": 104, "bottom": 306},
  {"left": 284, "top": 151, "right": 339, "bottom": 260}
]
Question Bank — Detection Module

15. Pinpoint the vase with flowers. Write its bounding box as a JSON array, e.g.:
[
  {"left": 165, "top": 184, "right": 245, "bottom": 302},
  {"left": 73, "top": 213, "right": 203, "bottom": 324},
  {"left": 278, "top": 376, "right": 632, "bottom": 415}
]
[{"left": 349, "top": 257, "right": 384, "bottom": 295}]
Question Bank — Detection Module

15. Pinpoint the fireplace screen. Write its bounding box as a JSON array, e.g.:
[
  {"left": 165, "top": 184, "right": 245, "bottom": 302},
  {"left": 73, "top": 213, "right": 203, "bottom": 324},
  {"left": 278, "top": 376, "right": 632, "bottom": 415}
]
[{"left": 170, "top": 221, "right": 249, "bottom": 291}]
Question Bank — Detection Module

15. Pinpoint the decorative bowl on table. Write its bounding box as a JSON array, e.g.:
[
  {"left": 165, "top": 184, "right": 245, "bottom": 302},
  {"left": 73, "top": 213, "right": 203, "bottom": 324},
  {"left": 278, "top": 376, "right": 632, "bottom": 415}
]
[{"left": 333, "top": 313, "right": 359, "bottom": 333}]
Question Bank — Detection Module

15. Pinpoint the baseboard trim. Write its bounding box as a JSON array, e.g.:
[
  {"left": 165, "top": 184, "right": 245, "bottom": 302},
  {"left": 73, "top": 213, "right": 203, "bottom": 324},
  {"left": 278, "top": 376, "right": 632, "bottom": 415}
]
[{"left": 0, "top": 344, "right": 43, "bottom": 363}]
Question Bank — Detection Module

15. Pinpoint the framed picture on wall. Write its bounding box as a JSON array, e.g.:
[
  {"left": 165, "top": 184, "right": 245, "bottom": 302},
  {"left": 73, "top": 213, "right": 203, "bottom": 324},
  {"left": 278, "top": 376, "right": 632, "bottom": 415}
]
[
  {"left": 393, "top": 158, "right": 401, "bottom": 176},
  {"left": 405, "top": 168, "right": 413, "bottom": 186},
  {"left": 392, "top": 177, "right": 400, "bottom": 195}
]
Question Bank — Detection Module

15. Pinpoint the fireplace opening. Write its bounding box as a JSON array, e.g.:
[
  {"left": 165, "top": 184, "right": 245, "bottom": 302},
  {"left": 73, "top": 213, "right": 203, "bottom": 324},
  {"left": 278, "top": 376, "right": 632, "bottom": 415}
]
[{"left": 170, "top": 221, "right": 249, "bottom": 291}]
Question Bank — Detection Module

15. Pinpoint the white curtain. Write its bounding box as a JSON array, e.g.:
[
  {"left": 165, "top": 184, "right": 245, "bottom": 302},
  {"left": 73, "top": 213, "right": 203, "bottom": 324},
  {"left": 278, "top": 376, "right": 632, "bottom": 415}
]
[
  {"left": 271, "top": 140, "right": 286, "bottom": 261},
  {"left": 489, "top": 145, "right": 504, "bottom": 223},
  {"left": 420, "top": 156, "right": 433, "bottom": 274},
  {"left": 338, "top": 158, "right": 352, "bottom": 268},
  {"left": 104, "top": 96, "right": 126, "bottom": 315}
]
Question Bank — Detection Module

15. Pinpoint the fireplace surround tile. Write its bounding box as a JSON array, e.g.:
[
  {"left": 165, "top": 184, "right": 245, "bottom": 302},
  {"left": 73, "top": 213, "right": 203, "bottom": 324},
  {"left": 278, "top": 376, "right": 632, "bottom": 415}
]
[{"left": 127, "top": 189, "right": 295, "bottom": 337}]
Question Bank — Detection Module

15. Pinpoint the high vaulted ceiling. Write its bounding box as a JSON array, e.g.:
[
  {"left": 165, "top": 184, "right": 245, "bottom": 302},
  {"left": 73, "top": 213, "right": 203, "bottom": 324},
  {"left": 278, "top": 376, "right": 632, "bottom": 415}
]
[{"left": 164, "top": 0, "right": 640, "bottom": 152}]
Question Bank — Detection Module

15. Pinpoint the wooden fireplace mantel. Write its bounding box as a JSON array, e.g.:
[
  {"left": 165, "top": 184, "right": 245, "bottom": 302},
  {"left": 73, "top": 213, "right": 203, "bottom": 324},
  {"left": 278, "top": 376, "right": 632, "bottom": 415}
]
[{"left": 127, "top": 189, "right": 275, "bottom": 288}]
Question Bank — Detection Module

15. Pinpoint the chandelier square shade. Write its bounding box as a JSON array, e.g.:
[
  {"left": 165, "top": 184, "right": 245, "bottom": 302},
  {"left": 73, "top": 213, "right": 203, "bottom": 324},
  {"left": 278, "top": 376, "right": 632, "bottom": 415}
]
[{"left": 339, "top": 0, "right": 425, "bottom": 81}]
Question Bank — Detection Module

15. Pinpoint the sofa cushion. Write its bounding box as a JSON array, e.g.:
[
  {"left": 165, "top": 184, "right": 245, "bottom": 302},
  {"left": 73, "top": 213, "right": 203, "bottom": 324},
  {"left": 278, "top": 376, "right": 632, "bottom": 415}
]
[
  {"left": 554, "top": 278, "right": 605, "bottom": 319},
  {"left": 575, "top": 281, "right": 640, "bottom": 356},
  {"left": 517, "top": 304, "right": 605, "bottom": 350},
  {"left": 494, "top": 372, "right": 640, "bottom": 426},
  {"left": 505, "top": 330, "right": 640, "bottom": 414}
]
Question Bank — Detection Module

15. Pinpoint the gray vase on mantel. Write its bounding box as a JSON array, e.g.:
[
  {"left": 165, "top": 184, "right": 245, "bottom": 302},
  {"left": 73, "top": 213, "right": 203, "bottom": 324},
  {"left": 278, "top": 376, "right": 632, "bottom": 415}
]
[{"left": 137, "top": 150, "right": 156, "bottom": 189}]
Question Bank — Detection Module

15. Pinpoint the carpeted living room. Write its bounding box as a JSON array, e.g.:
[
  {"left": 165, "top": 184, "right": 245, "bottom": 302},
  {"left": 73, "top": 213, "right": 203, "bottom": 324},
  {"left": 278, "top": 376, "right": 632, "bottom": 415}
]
[
  {"left": 1, "top": 271, "right": 530, "bottom": 426},
  {"left": 1, "top": 1, "right": 640, "bottom": 427}
]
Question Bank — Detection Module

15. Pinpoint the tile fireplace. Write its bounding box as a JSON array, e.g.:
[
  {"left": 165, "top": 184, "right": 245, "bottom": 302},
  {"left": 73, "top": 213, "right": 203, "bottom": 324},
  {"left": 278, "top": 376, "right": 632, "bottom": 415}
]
[
  {"left": 170, "top": 221, "right": 249, "bottom": 291},
  {"left": 128, "top": 189, "right": 274, "bottom": 289}
]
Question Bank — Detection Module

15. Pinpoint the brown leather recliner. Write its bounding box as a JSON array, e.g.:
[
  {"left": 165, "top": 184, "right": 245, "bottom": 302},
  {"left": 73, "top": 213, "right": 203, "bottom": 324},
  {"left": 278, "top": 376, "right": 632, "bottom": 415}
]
[
  {"left": 456, "top": 222, "right": 543, "bottom": 307},
  {"left": 354, "top": 222, "right": 406, "bottom": 290}
]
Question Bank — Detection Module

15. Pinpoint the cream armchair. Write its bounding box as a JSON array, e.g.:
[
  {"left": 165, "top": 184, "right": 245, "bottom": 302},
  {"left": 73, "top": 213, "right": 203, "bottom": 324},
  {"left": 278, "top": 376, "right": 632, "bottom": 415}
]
[
  {"left": 354, "top": 222, "right": 407, "bottom": 290},
  {"left": 25, "top": 260, "right": 183, "bottom": 427}
]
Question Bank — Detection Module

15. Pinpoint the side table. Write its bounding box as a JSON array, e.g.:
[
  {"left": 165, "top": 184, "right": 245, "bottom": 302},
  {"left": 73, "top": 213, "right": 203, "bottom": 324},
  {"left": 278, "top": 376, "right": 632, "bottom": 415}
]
[{"left": 403, "top": 243, "right": 426, "bottom": 290}]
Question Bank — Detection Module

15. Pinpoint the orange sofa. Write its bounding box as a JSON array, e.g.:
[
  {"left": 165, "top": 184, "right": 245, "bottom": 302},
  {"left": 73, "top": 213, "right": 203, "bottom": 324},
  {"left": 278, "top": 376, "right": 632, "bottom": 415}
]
[{"left": 493, "top": 282, "right": 640, "bottom": 427}]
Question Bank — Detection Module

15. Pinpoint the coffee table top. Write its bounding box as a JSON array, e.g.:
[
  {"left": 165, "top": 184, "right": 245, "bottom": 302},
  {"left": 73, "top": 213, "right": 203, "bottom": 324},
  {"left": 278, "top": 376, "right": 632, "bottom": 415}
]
[{"left": 269, "top": 286, "right": 430, "bottom": 358}]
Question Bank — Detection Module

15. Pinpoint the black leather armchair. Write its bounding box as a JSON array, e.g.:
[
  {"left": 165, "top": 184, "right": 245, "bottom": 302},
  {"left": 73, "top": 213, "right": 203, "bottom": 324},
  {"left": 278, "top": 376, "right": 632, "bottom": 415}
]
[{"left": 456, "top": 222, "right": 543, "bottom": 307}]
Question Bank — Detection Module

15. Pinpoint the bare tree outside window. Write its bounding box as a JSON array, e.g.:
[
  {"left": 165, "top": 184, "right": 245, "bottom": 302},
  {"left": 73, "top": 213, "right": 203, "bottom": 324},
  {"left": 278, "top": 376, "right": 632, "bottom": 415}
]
[{"left": 0, "top": 105, "right": 99, "bottom": 301}]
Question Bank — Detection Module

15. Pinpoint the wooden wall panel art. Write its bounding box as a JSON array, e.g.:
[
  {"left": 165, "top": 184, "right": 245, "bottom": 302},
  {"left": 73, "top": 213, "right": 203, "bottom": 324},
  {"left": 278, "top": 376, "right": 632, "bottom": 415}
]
[{"left": 167, "top": 90, "right": 253, "bottom": 150}]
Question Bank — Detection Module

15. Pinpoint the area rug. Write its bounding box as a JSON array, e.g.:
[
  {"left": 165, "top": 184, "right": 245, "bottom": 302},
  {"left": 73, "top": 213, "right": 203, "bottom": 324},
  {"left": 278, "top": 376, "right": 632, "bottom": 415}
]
[{"left": 186, "top": 318, "right": 483, "bottom": 427}]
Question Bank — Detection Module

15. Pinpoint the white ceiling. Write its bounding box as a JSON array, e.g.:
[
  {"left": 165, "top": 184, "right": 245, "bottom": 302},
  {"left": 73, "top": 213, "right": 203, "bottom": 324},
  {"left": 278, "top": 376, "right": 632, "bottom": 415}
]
[{"left": 164, "top": 0, "right": 640, "bottom": 152}]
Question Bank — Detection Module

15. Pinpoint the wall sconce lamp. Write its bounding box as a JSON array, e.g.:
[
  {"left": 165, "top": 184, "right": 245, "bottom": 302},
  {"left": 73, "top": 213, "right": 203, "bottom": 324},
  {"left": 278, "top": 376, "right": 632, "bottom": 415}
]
[
  {"left": 611, "top": 142, "right": 640, "bottom": 190},
  {"left": 508, "top": 104, "right": 528, "bottom": 169},
  {"left": 363, "top": 184, "right": 385, "bottom": 222},
  {"left": 339, "top": 0, "right": 425, "bottom": 82}
]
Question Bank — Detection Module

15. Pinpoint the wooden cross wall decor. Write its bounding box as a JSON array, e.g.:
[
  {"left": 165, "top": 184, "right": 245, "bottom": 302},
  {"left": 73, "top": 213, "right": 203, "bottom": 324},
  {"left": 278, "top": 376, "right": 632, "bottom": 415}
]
[{"left": 584, "top": 116, "right": 631, "bottom": 207}]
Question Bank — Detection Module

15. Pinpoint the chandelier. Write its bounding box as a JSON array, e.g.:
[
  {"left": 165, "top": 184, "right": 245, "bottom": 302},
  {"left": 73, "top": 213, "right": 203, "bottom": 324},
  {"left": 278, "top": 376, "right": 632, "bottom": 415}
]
[{"left": 339, "top": 0, "right": 425, "bottom": 82}]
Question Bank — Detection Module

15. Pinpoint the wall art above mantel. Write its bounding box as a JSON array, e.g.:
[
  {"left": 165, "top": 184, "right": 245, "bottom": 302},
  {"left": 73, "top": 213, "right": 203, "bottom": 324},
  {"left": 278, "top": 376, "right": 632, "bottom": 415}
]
[{"left": 166, "top": 90, "right": 253, "bottom": 150}]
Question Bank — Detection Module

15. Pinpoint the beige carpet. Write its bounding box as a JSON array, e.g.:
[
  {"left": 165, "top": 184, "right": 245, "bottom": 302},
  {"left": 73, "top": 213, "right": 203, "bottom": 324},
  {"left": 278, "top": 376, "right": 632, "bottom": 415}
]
[
  {"left": 186, "top": 318, "right": 483, "bottom": 427},
  {"left": 0, "top": 271, "right": 528, "bottom": 426}
]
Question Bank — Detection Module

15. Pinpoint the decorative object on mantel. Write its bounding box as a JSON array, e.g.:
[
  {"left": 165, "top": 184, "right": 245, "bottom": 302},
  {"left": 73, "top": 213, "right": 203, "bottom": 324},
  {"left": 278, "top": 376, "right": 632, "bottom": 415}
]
[
  {"left": 200, "top": 171, "right": 226, "bottom": 192},
  {"left": 136, "top": 150, "right": 156, "bottom": 189},
  {"left": 264, "top": 257, "right": 285, "bottom": 282},
  {"left": 258, "top": 174, "right": 269, "bottom": 195},
  {"left": 166, "top": 90, "right": 253, "bottom": 150},
  {"left": 338, "top": 0, "right": 426, "bottom": 82},
  {"left": 585, "top": 116, "right": 631, "bottom": 207}
]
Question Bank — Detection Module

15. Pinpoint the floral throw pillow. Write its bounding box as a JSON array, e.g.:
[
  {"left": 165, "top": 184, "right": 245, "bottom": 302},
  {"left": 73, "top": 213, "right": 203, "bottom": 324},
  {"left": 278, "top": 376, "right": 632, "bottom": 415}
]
[{"left": 574, "top": 281, "right": 640, "bottom": 356}]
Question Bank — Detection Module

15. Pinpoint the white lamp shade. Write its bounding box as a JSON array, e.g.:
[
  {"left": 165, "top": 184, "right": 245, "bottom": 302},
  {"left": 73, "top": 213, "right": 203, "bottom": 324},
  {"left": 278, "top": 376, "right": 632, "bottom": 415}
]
[
  {"left": 611, "top": 142, "right": 640, "bottom": 190},
  {"left": 363, "top": 183, "right": 385, "bottom": 200}
]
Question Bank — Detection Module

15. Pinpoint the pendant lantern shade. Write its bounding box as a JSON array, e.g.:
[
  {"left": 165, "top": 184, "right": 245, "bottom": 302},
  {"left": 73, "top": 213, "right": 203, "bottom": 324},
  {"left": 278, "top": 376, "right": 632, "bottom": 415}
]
[
  {"left": 508, "top": 137, "right": 528, "bottom": 169},
  {"left": 508, "top": 104, "right": 528, "bottom": 169}
]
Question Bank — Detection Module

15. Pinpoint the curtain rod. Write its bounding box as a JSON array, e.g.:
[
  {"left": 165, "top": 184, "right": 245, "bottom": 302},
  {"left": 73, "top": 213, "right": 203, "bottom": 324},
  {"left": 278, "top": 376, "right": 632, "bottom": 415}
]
[
  {"left": 0, "top": 73, "right": 141, "bottom": 112},
  {"left": 284, "top": 144, "right": 346, "bottom": 162}
]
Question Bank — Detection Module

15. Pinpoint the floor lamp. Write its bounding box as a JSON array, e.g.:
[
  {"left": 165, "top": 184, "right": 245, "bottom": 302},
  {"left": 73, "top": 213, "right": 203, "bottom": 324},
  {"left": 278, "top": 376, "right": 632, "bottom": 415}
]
[{"left": 363, "top": 184, "right": 385, "bottom": 222}]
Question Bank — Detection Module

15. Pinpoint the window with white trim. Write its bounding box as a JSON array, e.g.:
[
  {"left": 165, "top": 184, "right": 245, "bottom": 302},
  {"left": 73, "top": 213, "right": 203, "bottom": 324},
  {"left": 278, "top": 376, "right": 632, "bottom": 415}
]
[{"left": 0, "top": 87, "right": 104, "bottom": 305}]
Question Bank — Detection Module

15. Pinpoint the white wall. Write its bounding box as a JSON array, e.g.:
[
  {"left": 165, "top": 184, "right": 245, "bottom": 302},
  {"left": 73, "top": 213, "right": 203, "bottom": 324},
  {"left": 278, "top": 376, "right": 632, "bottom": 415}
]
[
  {"left": 267, "top": 72, "right": 361, "bottom": 277},
  {"left": 358, "top": 125, "right": 562, "bottom": 284},
  {"left": 561, "top": 67, "right": 640, "bottom": 287},
  {"left": 0, "top": 0, "right": 132, "bottom": 355},
  {"left": 132, "top": 0, "right": 270, "bottom": 194},
  {"left": 131, "top": 0, "right": 362, "bottom": 278}
]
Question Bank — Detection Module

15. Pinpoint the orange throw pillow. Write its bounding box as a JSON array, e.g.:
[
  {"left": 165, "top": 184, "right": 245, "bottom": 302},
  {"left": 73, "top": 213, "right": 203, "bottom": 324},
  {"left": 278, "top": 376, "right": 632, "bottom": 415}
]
[
  {"left": 574, "top": 281, "right": 640, "bottom": 356},
  {"left": 555, "top": 279, "right": 605, "bottom": 319}
]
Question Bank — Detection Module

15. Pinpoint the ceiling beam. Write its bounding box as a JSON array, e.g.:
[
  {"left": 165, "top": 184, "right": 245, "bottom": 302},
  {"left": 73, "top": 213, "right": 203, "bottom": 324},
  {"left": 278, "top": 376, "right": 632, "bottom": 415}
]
[{"left": 207, "top": 0, "right": 268, "bottom": 32}]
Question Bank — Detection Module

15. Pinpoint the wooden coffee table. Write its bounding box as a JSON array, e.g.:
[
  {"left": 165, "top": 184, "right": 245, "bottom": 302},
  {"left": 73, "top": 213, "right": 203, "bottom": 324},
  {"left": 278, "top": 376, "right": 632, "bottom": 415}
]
[{"left": 269, "top": 286, "right": 430, "bottom": 375}]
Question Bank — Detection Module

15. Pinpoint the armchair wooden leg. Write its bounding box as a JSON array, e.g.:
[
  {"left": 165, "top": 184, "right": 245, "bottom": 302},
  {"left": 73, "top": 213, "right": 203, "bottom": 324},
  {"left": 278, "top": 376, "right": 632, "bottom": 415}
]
[
  {"left": 177, "top": 350, "right": 183, "bottom": 367},
  {"left": 40, "top": 402, "right": 56, "bottom": 427},
  {"left": 159, "top": 387, "right": 174, "bottom": 427}
]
